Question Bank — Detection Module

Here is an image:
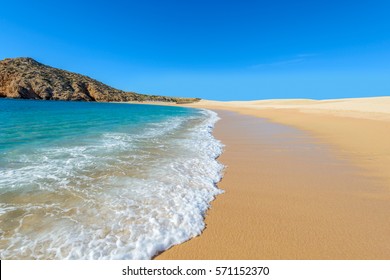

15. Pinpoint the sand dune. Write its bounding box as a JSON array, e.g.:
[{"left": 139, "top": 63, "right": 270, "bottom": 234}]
[{"left": 193, "top": 96, "right": 390, "bottom": 120}]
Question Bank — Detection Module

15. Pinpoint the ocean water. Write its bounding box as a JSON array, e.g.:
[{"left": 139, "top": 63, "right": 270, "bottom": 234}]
[{"left": 0, "top": 99, "right": 223, "bottom": 259}]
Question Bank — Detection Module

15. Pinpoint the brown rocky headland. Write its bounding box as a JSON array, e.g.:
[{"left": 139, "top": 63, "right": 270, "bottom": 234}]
[{"left": 0, "top": 57, "right": 199, "bottom": 103}]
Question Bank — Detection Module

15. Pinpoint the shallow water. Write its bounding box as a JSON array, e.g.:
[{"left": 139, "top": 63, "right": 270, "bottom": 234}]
[{"left": 0, "top": 99, "right": 223, "bottom": 259}]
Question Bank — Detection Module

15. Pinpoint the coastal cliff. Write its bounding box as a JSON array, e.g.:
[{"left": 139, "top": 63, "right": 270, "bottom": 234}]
[{"left": 0, "top": 57, "right": 199, "bottom": 103}]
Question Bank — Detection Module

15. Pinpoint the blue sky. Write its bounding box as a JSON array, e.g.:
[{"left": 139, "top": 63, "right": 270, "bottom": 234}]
[{"left": 1, "top": 0, "right": 390, "bottom": 100}]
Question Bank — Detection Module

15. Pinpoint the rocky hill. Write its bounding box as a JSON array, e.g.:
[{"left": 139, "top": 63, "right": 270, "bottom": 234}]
[{"left": 0, "top": 57, "right": 199, "bottom": 103}]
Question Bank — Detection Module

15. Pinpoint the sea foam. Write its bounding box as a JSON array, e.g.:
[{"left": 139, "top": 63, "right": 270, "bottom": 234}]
[{"left": 0, "top": 102, "right": 223, "bottom": 260}]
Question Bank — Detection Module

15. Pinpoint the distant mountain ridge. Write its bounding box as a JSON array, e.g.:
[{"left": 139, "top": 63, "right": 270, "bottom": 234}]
[{"left": 0, "top": 57, "right": 199, "bottom": 103}]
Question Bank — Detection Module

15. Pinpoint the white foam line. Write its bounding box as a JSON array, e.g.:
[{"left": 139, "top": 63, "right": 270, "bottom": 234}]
[{"left": 0, "top": 109, "right": 224, "bottom": 260}]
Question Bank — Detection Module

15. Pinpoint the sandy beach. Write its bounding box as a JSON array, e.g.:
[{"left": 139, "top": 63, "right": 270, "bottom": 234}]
[{"left": 156, "top": 97, "right": 390, "bottom": 259}]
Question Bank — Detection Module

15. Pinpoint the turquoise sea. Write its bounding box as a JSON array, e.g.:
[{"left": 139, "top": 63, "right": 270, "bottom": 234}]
[{"left": 0, "top": 99, "right": 223, "bottom": 259}]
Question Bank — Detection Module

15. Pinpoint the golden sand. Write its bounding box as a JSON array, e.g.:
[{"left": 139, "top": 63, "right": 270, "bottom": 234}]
[
  {"left": 186, "top": 98, "right": 390, "bottom": 185},
  {"left": 148, "top": 97, "right": 390, "bottom": 259}
]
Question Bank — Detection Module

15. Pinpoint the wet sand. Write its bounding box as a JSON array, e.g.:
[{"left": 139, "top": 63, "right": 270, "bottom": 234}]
[{"left": 156, "top": 104, "right": 390, "bottom": 259}]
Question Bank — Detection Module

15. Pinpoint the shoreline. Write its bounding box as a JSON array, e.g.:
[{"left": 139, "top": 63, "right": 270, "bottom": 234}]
[
  {"left": 184, "top": 98, "right": 390, "bottom": 186},
  {"left": 155, "top": 97, "right": 390, "bottom": 259}
]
